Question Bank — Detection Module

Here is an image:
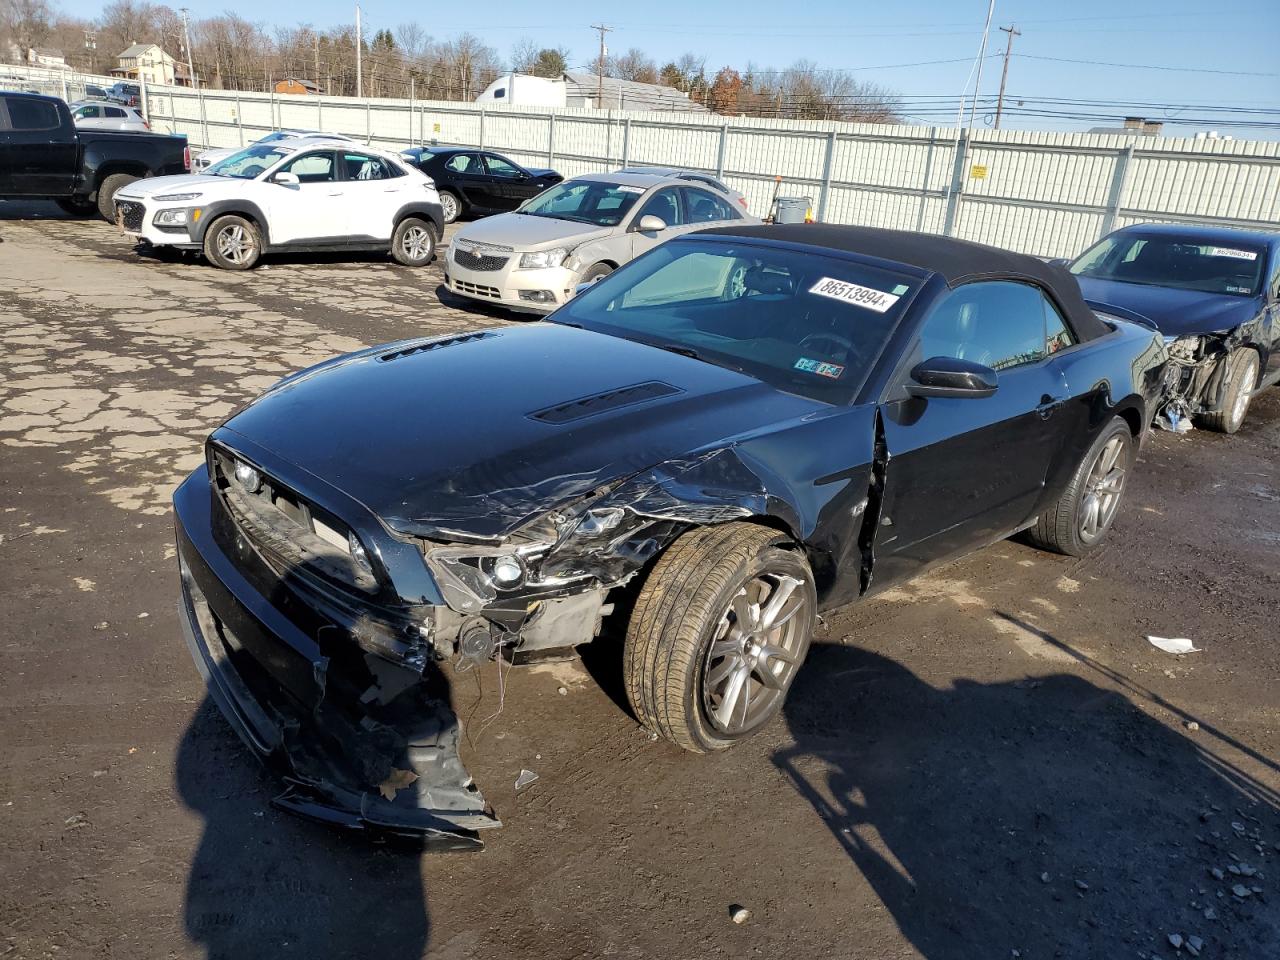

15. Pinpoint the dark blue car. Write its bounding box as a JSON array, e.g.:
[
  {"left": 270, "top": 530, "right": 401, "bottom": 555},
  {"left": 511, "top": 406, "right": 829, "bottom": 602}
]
[{"left": 1066, "top": 223, "right": 1280, "bottom": 433}]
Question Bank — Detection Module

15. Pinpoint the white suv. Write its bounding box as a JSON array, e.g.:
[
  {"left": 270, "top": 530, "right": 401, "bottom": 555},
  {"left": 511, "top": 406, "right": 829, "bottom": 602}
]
[{"left": 113, "top": 140, "right": 444, "bottom": 270}]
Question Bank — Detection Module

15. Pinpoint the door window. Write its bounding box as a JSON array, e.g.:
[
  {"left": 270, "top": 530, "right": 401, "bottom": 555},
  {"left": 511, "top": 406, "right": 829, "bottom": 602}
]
[
  {"left": 5, "top": 98, "right": 60, "bottom": 131},
  {"left": 279, "top": 151, "right": 336, "bottom": 183},
  {"left": 105, "top": 107, "right": 127, "bottom": 118},
  {"left": 443, "top": 153, "right": 481, "bottom": 174},
  {"left": 342, "top": 153, "right": 401, "bottom": 180},
  {"left": 916, "top": 281, "right": 1061, "bottom": 372},
  {"left": 483, "top": 154, "right": 523, "bottom": 179},
  {"left": 73, "top": 104, "right": 101, "bottom": 119},
  {"left": 634, "top": 188, "right": 683, "bottom": 227},
  {"left": 681, "top": 186, "right": 736, "bottom": 223}
]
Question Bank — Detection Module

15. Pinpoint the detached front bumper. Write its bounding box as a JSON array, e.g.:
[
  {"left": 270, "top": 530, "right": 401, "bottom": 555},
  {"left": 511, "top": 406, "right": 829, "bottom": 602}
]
[
  {"left": 443, "top": 246, "right": 577, "bottom": 314},
  {"left": 173, "top": 469, "right": 500, "bottom": 848}
]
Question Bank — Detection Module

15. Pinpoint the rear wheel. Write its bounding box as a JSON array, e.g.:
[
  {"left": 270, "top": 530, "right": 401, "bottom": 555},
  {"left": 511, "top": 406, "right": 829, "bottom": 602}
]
[
  {"left": 202, "top": 215, "right": 262, "bottom": 270},
  {"left": 624, "top": 523, "right": 816, "bottom": 753},
  {"left": 95, "top": 172, "right": 138, "bottom": 221},
  {"left": 439, "top": 190, "right": 461, "bottom": 224},
  {"left": 1199, "top": 348, "right": 1258, "bottom": 434},
  {"left": 391, "top": 217, "right": 437, "bottom": 266},
  {"left": 1025, "top": 417, "right": 1133, "bottom": 556}
]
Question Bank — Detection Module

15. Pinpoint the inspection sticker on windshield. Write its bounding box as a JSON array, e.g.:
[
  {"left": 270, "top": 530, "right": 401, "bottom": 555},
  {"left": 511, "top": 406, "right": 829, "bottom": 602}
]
[
  {"left": 809, "top": 277, "right": 901, "bottom": 312},
  {"left": 1209, "top": 247, "right": 1258, "bottom": 261},
  {"left": 794, "top": 357, "right": 845, "bottom": 379},
  {"left": 617, "top": 185, "right": 646, "bottom": 194}
]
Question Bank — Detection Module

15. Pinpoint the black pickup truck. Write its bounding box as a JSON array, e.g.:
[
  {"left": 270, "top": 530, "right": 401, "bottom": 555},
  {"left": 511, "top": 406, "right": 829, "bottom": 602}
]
[{"left": 0, "top": 92, "right": 189, "bottom": 220}]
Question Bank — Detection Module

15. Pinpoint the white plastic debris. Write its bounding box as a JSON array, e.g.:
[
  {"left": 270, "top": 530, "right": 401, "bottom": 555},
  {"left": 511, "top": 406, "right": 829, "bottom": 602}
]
[
  {"left": 514, "top": 768, "right": 539, "bottom": 791},
  {"left": 1147, "top": 636, "right": 1200, "bottom": 654},
  {"left": 730, "top": 905, "right": 751, "bottom": 924}
]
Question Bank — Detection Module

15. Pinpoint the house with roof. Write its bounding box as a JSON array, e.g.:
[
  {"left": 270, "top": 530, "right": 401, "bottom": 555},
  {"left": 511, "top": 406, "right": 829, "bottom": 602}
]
[
  {"left": 112, "top": 43, "right": 181, "bottom": 86},
  {"left": 275, "top": 77, "right": 321, "bottom": 96},
  {"left": 476, "top": 71, "right": 711, "bottom": 114}
]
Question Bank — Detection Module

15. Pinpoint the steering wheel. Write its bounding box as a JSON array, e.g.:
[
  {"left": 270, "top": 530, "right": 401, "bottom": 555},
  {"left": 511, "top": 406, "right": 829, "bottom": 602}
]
[
  {"left": 799, "top": 331, "right": 855, "bottom": 358},
  {"left": 242, "top": 164, "right": 266, "bottom": 178}
]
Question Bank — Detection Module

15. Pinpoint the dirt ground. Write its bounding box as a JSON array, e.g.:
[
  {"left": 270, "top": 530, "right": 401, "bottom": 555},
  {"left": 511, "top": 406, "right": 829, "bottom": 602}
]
[{"left": 1, "top": 202, "right": 1277, "bottom": 960}]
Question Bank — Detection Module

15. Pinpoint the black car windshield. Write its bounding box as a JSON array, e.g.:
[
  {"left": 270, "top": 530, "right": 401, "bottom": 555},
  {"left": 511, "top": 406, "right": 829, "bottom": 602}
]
[
  {"left": 553, "top": 239, "right": 918, "bottom": 404},
  {"left": 1071, "top": 234, "right": 1266, "bottom": 297},
  {"left": 519, "top": 180, "right": 643, "bottom": 226},
  {"left": 207, "top": 145, "right": 291, "bottom": 179}
]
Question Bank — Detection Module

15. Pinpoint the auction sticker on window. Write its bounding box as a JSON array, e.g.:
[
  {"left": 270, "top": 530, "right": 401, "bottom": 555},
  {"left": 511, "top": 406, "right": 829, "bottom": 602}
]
[
  {"left": 1209, "top": 247, "right": 1258, "bottom": 261},
  {"left": 794, "top": 357, "right": 845, "bottom": 379},
  {"left": 808, "top": 277, "right": 901, "bottom": 312}
]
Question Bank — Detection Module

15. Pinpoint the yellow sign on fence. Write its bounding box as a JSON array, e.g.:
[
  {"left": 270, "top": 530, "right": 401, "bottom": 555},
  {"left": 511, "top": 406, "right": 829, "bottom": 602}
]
[{"left": 970, "top": 164, "right": 989, "bottom": 180}]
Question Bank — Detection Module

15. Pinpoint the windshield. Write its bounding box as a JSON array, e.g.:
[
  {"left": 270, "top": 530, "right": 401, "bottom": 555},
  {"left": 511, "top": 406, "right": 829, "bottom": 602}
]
[
  {"left": 1071, "top": 234, "right": 1265, "bottom": 297},
  {"left": 206, "top": 144, "right": 290, "bottom": 179},
  {"left": 255, "top": 131, "right": 294, "bottom": 145},
  {"left": 519, "top": 180, "right": 644, "bottom": 226},
  {"left": 553, "top": 239, "right": 918, "bottom": 404}
]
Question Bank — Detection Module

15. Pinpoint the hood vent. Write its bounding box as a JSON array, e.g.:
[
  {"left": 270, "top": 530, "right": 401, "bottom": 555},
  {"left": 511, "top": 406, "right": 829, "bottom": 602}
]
[
  {"left": 528, "top": 380, "right": 683, "bottom": 425},
  {"left": 378, "top": 331, "right": 497, "bottom": 363}
]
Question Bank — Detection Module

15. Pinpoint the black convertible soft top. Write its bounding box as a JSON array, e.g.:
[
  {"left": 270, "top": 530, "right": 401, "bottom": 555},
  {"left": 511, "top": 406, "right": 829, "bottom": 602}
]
[{"left": 702, "top": 223, "right": 1111, "bottom": 342}]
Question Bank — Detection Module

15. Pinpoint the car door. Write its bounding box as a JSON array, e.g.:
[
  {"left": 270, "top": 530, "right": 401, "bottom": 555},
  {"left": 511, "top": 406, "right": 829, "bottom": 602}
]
[
  {"left": 1265, "top": 256, "right": 1280, "bottom": 384},
  {"left": 627, "top": 187, "right": 685, "bottom": 258},
  {"left": 482, "top": 153, "right": 538, "bottom": 208},
  {"left": 337, "top": 151, "right": 408, "bottom": 241},
  {"left": 0, "top": 96, "right": 78, "bottom": 196},
  {"left": 442, "top": 152, "right": 498, "bottom": 211},
  {"left": 869, "top": 280, "right": 1075, "bottom": 589},
  {"left": 71, "top": 103, "right": 103, "bottom": 128},
  {"left": 258, "top": 150, "right": 348, "bottom": 244}
]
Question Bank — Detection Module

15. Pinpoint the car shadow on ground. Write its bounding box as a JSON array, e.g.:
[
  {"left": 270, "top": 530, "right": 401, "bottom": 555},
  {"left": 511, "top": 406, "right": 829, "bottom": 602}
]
[
  {"left": 175, "top": 699, "right": 431, "bottom": 960},
  {"left": 774, "top": 617, "right": 1279, "bottom": 959}
]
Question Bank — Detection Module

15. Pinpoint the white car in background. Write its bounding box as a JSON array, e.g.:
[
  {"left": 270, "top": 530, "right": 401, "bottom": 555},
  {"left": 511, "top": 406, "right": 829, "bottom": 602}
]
[
  {"left": 192, "top": 129, "right": 359, "bottom": 171},
  {"left": 112, "top": 139, "right": 444, "bottom": 270},
  {"left": 444, "top": 171, "right": 758, "bottom": 313},
  {"left": 70, "top": 100, "right": 149, "bottom": 132}
]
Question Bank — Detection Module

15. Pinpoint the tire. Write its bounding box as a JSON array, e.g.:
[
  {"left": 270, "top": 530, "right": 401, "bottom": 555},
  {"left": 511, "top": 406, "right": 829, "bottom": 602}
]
[
  {"left": 202, "top": 215, "right": 262, "bottom": 271},
  {"left": 95, "top": 173, "right": 138, "bottom": 221},
  {"left": 56, "top": 196, "right": 96, "bottom": 217},
  {"left": 439, "top": 190, "right": 461, "bottom": 224},
  {"left": 1198, "top": 348, "right": 1259, "bottom": 434},
  {"left": 390, "top": 217, "right": 437, "bottom": 267},
  {"left": 624, "top": 522, "right": 816, "bottom": 753},
  {"left": 1024, "top": 417, "right": 1134, "bottom": 556},
  {"left": 580, "top": 262, "right": 614, "bottom": 284}
]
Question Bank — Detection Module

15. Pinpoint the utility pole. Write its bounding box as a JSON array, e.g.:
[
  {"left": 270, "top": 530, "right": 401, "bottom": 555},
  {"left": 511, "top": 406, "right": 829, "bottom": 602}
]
[
  {"left": 994, "top": 24, "right": 1021, "bottom": 129},
  {"left": 355, "top": 3, "right": 363, "bottom": 98},
  {"left": 179, "top": 9, "right": 196, "bottom": 89},
  {"left": 313, "top": 33, "right": 320, "bottom": 90},
  {"left": 590, "top": 23, "right": 611, "bottom": 109}
]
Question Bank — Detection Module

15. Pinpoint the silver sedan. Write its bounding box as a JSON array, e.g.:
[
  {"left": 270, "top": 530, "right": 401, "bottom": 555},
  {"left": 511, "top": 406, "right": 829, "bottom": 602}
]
[{"left": 443, "top": 171, "right": 760, "bottom": 314}]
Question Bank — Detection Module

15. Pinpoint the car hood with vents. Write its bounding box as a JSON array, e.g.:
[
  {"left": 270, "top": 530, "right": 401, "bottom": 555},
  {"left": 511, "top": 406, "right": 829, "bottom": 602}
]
[{"left": 219, "top": 323, "right": 831, "bottom": 540}]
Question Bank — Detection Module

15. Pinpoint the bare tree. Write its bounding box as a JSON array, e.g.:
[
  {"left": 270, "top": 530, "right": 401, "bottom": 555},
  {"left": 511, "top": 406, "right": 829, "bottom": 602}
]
[
  {"left": 1, "top": 0, "right": 55, "bottom": 57},
  {"left": 608, "top": 47, "right": 656, "bottom": 83}
]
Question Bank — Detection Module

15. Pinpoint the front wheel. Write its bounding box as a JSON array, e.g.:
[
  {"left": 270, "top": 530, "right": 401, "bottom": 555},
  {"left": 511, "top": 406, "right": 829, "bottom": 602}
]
[
  {"left": 391, "top": 217, "right": 437, "bottom": 266},
  {"left": 202, "top": 215, "right": 262, "bottom": 270},
  {"left": 1024, "top": 417, "right": 1134, "bottom": 556},
  {"left": 624, "top": 523, "right": 816, "bottom": 753},
  {"left": 579, "top": 262, "right": 614, "bottom": 284},
  {"left": 1198, "top": 348, "right": 1259, "bottom": 434}
]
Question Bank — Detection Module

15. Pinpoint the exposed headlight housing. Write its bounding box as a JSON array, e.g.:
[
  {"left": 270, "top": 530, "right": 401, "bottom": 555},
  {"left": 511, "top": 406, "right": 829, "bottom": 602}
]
[
  {"left": 154, "top": 192, "right": 203, "bottom": 202},
  {"left": 233, "top": 460, "right": 260, "bottom": 492},
  {"left": 491, "top": 555, "right": 525, "bottom": 587},
  {"left": 348, "top": 530, "right": 373, "bottom": 576},
  {"left": 518, "top": 247, "right": 569, "bottom": 270}
]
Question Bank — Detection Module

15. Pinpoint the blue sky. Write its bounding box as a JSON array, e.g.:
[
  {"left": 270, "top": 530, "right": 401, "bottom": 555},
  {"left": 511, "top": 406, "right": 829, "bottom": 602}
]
[{"left": 63, "top": 0, "right": 1280, "bottom": 137}]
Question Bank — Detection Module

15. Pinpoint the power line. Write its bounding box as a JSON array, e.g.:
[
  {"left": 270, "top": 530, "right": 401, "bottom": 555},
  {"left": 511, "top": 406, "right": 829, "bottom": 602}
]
[{"left": 1015, "top": 54, "right": 1279, "bottom": 78}]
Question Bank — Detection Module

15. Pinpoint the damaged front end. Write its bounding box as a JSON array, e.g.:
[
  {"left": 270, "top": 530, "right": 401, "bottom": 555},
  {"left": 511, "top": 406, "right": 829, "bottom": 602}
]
[
  {"left": 173, "top": 430, "right": 798, "bottom": 847},
  {"left": 1157, "top": 330, "right": 1245, "bottom": 433}
]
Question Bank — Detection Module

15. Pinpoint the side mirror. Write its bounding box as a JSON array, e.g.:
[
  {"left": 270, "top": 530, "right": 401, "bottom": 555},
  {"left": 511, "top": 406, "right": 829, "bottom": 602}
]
[
  {"left": 636, "top": 215, "right": 667, "bottom": 233},
  {"left": 905, "top": 356, "right": 998, "bottom": 399},
  {"left": 272, "top": 171, "right": 300, "bottom": 186}
]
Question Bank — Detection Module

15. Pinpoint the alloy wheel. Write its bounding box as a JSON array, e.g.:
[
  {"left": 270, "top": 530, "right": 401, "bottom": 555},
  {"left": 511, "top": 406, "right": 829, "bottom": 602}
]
[
  {"left": 216, "top": 224, "right": 254, "bottom": 265},
  {"left": 1078, "top": 435, "right": 1127, "bottom": 542},
  {"left": 401, "top": 224, "right": 433, "bottom": 262},
  {"left": 441, "top": 193, "right": 459, "bottom": 222},
  {"left": 701, "top": 572, "right": 811, "bottom": 735}
]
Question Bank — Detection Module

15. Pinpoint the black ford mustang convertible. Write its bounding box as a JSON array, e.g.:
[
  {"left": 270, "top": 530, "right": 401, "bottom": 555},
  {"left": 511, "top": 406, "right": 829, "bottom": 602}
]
[{"left": 173, "top": 225, "right": 1167, "bottom": 846}]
